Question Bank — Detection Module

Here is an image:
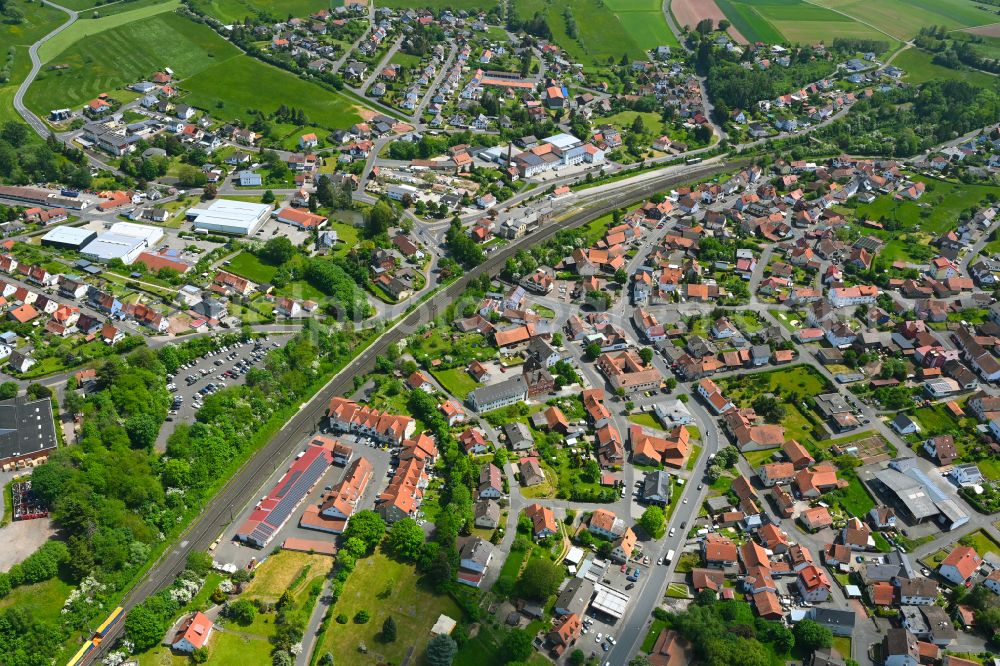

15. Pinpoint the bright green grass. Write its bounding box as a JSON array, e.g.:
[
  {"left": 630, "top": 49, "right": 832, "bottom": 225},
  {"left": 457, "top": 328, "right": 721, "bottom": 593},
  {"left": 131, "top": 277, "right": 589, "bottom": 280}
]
[
  {"left": 182, "top": 54, "right": 364, "bottom": 129},
  {"left": 37, "top": 0, "right": 180, "bottom": 62},
  {"left": 596, "top": 109, "right": 663, "bottom": 133},
  {"left": 2, "top": 0, "right": 67, "bottom": 46},
  {"left": 629, "top": 412, "right": 664, "bottom": 431},
  {"left": 189, "top": 0, "right": 334, "bottom": 22},
  {"left": 80, "top": 0, "right": 180, "bottom": 17},
  {"left": 890, "top": 48, "right": 998, "bottom": 87},
  {"left": 818, "top": 0, "right": 999, "bottom": 41},
  {"left": 432, "top": 366, "right": 479, "bottom": 400},
  {"left": 0, "top": 48, "right": 32, "bottom": 125},
  {"left": 854, "top": 175, "right": 1000, "bottom": 236},
  {"left": 739, "top": 0, "right": 895, "bottom": 47},
  {"left": 389, "top": 50, "right": 423, "bottom": 69},
  {"left": 714, "top": 0, "right": 785, "bottom": 44},
  {"left": 602, "top": 0, "right": 679, "bottom": 48},
  {"left": 831, "top": 636, "right": 852, "bottom": 661},
  {"left": 515, "top": 0, "right": 670, "bottom": 65},
  {"left": 226, "top": 251, "right": 278, "bottom": 283},
  {"left": 26, "top": 11, "right": 239, "bottom": 114},
  {"left": 959, "top": 529, "right": 1000, "bottom": 559},
  {"left": 317, "top": 553, "right": 464, "bottom": 666},
  {"left": 376, "top": 0, "right": 493, "bottom": 9}
]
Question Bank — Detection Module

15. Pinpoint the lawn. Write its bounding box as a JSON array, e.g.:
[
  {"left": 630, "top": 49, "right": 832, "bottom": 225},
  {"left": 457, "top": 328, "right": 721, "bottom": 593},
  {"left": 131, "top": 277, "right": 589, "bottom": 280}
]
[
  {"left": 183, "top": 54, "right": 365, "bottom": 129},
  {"left": 274, "top": 280, "right": 327, "bottom": 303},
  {"left": 831, "top": 636, "right": 852, "bottom": 662},
  {"left": 226, "top": 251, "right": 278, "bottom": 283},
  {"left": 817, "top": 0, "right": 999, "bottom": 41},
  {"left": 596, "top": 110, "right": 664, "bottom": 133},
  {"left": 720, "top": 364, "right": 830, "bottom": 402},
  {"left": 432, "top": 366, "right": 480, "bottom": 400},
  {"left": 317, "top": 552, "right": 463, "bottom": 666},
  {"left": 890, "top": 48, "right": 998, "bottom": 87},
  {"left": 2, "top": 0, "right": 66, "bottom": 47},
  {"left": 958, "top": 529, "right": 1000, "bottom": 560},
  {"left": 665, "top": 582, "right": 690, "bottom": 598},
  {"left": 27, "top": 10, "right": 240, "bottom": 116},
  {"left": 642, "top": 619, "right": 669, "bottom": 652},
  {"left": 244, "top": 550, "right": 332, "bottom": 603},
  {"left": 629, "top": 412, "right": 665, "bottom": 431},
  {"left": 685, "top": 444, "right": 702, "bottom": 471},
  {"left": 909, "top": 403, "right": 966, "bottom": 435},
  {"left": 138, "top": 628, "right": 273, "bottom": 666}
]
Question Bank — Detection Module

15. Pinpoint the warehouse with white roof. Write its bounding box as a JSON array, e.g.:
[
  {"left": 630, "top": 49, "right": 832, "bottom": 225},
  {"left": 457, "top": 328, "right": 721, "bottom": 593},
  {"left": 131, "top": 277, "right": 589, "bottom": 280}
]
[
  {"left": 187, "top": 199, "right": 272, "bottom": 236},
  {"left": 40, "top": 226, "right": 97, "bottom": 250},
  {"left": 80, "top": 222, "right": 164, "bottom": 265}
]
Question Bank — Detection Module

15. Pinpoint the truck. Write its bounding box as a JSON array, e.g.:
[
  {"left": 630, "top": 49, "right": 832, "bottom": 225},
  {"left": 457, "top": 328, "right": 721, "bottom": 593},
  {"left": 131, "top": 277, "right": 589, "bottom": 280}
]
[{"left": 664, "top": 549, "right": 675, "bottom": 565}]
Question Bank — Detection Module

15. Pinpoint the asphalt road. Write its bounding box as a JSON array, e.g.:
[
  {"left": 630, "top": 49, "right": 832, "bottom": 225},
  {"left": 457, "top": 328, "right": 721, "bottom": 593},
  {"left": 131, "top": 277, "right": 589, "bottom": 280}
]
[
  {"left": 91, "top": 158, "right": 743, "bottom": 659},
  {"left": 12, "top": 0, "right": 77, "bottom": 139}
]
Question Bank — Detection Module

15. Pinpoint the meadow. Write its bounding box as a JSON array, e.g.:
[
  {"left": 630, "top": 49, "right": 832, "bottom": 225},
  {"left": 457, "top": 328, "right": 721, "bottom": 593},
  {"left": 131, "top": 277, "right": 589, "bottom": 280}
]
[
  {"left": 714, "top": 0, "right": 896, "bottom": 48},
  {"left": 70, "top": 0, "right": 179, "bottom": 17},
  {"left": 26, "top": 11, "right": 240, "bottom": 114},
  {"left": 0, "top": 0, "right": 66, "bottom": 123},
  {"left": 182, "top": 55, "right": 364, "bottom": 128},
  {"left": 515, "top": 0, "right": 675, "bottom": 66},
  {"left": 853, "top": 176, "right": 1000, "bottom": 237},
  {"left": 317, "top": 552, "right": 464, "bottom": 666},
  {"left": 37, "top": 0, "right": 180, "bottom": 62},
  {"left": 890, "top": 47, "right": 998, "bottom": 87},
  {"left": 816, "top": 0, "right": 999, "bottom": 41},
  {"left": 188, "top": 0, "right": 336, "bottom": 22}
]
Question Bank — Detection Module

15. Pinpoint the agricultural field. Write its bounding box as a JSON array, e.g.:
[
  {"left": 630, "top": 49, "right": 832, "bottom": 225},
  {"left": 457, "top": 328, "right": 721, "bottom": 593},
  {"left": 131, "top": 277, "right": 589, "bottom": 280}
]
[
  {"left": 188, "top": 0, "right": 338, "bottom": 23},
  {"left": 316, "top": 552, "right": 463, "bottom": 666},
  {"left": 182, "top": 55, "right": 364, "bottom": 129},
  {"left": 0, "top": 0, "right": 66, "bottom": 123},
  {"left": 889, "top": 47, "right": 998, "bottom": 87},
  {"left": 37, "top": 0, "right": 180, "bottom": 62},
  {"left": 377, "top": 0, "right": 492, "bottom": 9},
  {"left": 816, "top": 0, "right": 1000, "bottom": 42},
  {"left": 515, "top": 0, "right": 675, "bottom": 67},
  {"left": 26, "top": 11, "right": 239, "bottom": 115},
  {"left": 714, "top": 0, "right": 897, "bottom": 49}
]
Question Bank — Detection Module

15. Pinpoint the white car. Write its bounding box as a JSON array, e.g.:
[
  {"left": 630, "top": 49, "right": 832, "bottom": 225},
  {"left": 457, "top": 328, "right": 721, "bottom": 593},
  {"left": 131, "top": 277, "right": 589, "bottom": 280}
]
[
  {"left": 669, "top": 528, "right": 676, "bottom": 537},
  {"left": 683, "top": 498, "right": 688, "bottom": 504},
  {"left": 596, "top": 633, "right": 603, "bottom": 643}
]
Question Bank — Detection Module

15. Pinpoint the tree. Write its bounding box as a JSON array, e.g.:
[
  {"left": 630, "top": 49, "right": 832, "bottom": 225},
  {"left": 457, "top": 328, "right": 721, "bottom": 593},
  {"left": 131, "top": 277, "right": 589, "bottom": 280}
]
[
  {"left": 261, "top": 236, "right": 296, "bottom": 265},
  {"left": 228, "top": 599, "right": 257, "bottom": 626},
  {"left": 0, "top": 382, "right": 17, "bottom": 399},
  {"left": 382, "top": 616, "right": 397, "bottom": 642},
  {"left": 502, "top": 629, "right": 533, "bottom": 662},
  {"left": 318, "top": 653, "right": 335, "bottom": 666},
  {"left": 639, "top": 506, "right": 665, "bottom": 538},
  {"left": 125, "top": 413, "right": 159, "bottom": 448},
  {"left": 354, "top": 610, "right": 370, "bottom": 624},
  {"left": 343, "top": 510, "right": 386, "bottom": 553},
  {"left": 792, "top": 619, "right": 832, "bottom": 653},
  {"left": 517, "top": 557, "right": 563, "bottom": 599},
  {"left": 585, "top": 342, "right": 602, "bottom": 360},
  {"left": 569, "top": 650, "right": 586, "bottom": 666},
  {"left": 639, "top": 347, "right": 654, "bottom": 365},
  {"left": 272, "top": 651, "right": 293, "bottom": 666},
  {"left": 25, "top": 383, "right": 52, "bottom": 400},
  {"left": 192, "top": 647, "right": 209, "bottom": 663},
  {"left": 426, "top": 634, "right": 458, "bottom": 666},
  {"left": 186, "top": 551, "right": 214, "bottom": 576},
  {"left": 125, "top": 604, "right": 167, "bottom": 652},
  {"left": 261, "top": 189, "right": 276, "bottom": 204},
  {"left": 365, "top": 200, "right": 397, "bottom": 238},
  {"left": 386, "top": 517, "right": 424, "bottom": 561}
]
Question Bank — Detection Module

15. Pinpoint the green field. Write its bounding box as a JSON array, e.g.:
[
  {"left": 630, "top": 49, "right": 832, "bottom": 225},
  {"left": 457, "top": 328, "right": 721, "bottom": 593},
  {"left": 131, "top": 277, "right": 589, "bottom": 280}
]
[
  {"left": 317, "top": 552, "right": 463, "bottom": 666},
  {"left": 37, "top": 0, "right": 180, "bottom": 62},
  {"left": 890, "top": 48, "right": 998, "bottom": 87},
  {"left": 182, "top": 54, "right": 364, "bottom": 129},
  {"left": 26, "top": 11, "right": 238, "bottom": 114},
  {"left": 77, "top": 0, "right": 181, "bottom": 17},
  {"left": 854, "top": 176, "right": 1000, "bottom": 237},
  {"left": 188, "top": 0, "right": 336, "bottom": 22},
  {"left": 715, "top": 0, "right": 896, "bottom": 47},
  {"left": 0, "top": 0, "right": 66, "bottom": 123},
  {"left": 376, "top": 0, "right": 495, "bottom": 9},
  {"left": 431, "top": 366, "right": 479, "bottom": 400},
  {"left": 515, "top": 0, "right": 675, "bottom": 67},
  {"left": 817, "top": 0, "right": 1000, "bottom": 41},
  {"left": 226, "top": 251, "right": 278, "bottom": 283}
]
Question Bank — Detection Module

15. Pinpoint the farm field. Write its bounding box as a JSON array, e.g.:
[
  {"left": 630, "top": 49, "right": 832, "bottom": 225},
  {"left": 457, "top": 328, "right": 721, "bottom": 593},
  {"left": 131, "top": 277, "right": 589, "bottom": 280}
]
[
  {"left": 26, "top": 11, "right": 240, "bottom": 116},
  {"left": 73, "top": 0, "right": 180, "bottom": 17},
  {"left": 672, "top": 0, "right": 746, "bottom": 41},
  {"left": 316, "top": 552, "right": 463, "bottom": 666},
  {"left": 37, "top": 0, "right": 180, "bottom": 62},
  {"left": 182, "top": 55, "right": 365, "bottom": 129},
  {"left": 2, "top": 0, "right": 66, "bottom": 46},
  {"left": 378, "top": 0, "right": 490, "bottom": 9},
  {"left": 890, "top": 48, "right": 998, "bottom": 87},
  {"left": 515, "top": 0, "right": 674, "bottom": 66},
  {"left": 816, "top": 0, "right": 1000, "bottom": 41},
  {"left": 714, "top": 0, "right": 896, "bottom": 49},
  {"left": 189, "top": 0, "right": 337, "bottom": 22}
]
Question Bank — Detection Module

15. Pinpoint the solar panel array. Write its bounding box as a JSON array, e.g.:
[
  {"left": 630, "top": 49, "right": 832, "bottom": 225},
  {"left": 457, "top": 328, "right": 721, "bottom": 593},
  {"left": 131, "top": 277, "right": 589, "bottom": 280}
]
[{"left": 248, "top": 453, "right": 329, "bottom": 546}]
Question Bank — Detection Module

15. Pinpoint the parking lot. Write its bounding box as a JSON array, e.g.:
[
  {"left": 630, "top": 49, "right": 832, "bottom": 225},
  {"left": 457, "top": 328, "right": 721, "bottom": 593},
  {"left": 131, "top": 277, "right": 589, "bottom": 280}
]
[
  {"left": 157, "top": 335, "right": 292, "bottom": 450},
  {"left": 212, "top": 431, "right": 393, "bottom": 569},
  {"left": 578, "top": 555, "right": 654, "bottom": 659}
]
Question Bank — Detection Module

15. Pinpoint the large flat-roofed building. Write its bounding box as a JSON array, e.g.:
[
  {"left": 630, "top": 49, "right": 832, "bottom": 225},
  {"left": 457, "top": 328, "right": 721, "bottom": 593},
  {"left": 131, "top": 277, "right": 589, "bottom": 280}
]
[
  {"left": 188, "top": 199, "right": 272, "bottom": 236},
  {"left": 81, "top": 222, "right": 164, "bottom": 265},
  {"left": 874, "top": 458, "right": 969, "bottom": 531},
  {"left": 0, "top": 397, "right": 57, "bottom": 467},
  {"left": 41, "top": 226, "right": 97, "bottom": 250}
]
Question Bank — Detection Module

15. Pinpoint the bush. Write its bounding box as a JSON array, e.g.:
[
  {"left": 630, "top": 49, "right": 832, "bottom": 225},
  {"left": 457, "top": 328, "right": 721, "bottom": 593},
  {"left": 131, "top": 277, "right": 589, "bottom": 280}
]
[
  {"left": 354, "top": 610, "right": 370, "bottom": 624},
  {"left": 336, "top": 613, "right": 349, "bottom": 624}
]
